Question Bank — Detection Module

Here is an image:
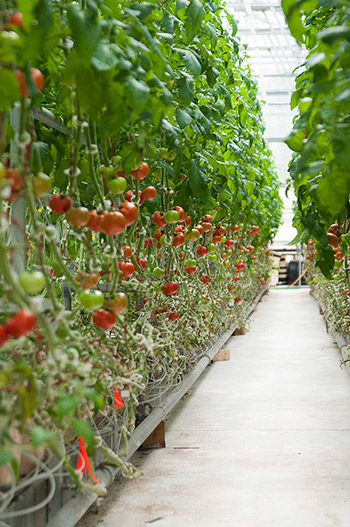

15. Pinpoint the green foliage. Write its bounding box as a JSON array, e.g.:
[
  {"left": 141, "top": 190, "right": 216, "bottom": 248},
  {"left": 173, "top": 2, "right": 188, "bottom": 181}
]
[{"left": 285, "top": 0, "right": 350, "bottom": 277}]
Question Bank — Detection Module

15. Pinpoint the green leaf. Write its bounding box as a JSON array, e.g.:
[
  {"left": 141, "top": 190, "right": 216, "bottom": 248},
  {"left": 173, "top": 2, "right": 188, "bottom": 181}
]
[
  {"left": 285, "top": 129, "right": 304, "bottom": 152},
  {"left": 126, "top": 78, "right": 150, "bottom": 111},
  {"left": 176, "top": 108, "right": 192, "bottom": 128},
  {"left": 72, "top": 420, "right": 95, "bottom": 455},
  {"left": 282, "top": 0, "right": 304, "bottom": 43},
  {"left": 178, "top": 77, "right": 194, "bottom": 106},
  {"left": 239, "top": 103, "right": 248, "bottom": 127},
  {"left": 30, "top": 426, "right": 56, "bottom": 447},
  {"left": 318, "top": 26, "right": 350, "bottom": 44},
  {"left": 67, "top": 2, "right": 101, "bottom": 63},
  {"left": 182, "top": 50, "right": 202, "bottom": 76},
  {"left": 91, "top": 40, "right": 119, "bottom": 72},
  {"left": 0, "top": 70, "right": 20, "bottom": 110}
]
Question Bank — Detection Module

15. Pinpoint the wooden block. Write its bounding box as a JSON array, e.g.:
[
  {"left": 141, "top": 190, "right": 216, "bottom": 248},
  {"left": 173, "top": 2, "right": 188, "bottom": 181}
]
[
  {"left": 142, "top": 421, "right": 165, "bottom": 449},
  {"left": 213, "top": 349, "right": 230, "bottom": 361}
]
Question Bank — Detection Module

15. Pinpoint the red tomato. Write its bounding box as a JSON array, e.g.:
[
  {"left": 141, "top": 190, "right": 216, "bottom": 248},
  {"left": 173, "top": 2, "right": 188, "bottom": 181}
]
[
  {"left": 162, "top": 282, "right": 178, "bottom": 296},
  {"left": 152, "top": 211, "right": 166, "bottom": 227},
  {"left": 168, "top": 312, "right": 179, "bottom": 321},
  {"left": 144, "top": 237, "right": 154, "bottom": 248},
  {"left": 154, "top": 228, "right": 165, "bottom": 241},
  {"left": 5, "top": 169, "right": 23, "bottom": 195},
  {"left": 6, "top": 309, "right": 36, "bottom": 338},
  {"left": 65, "top": 206, "right": 90, "bottom": 227},
  {"left": 87, "top": 210, "right": 103, "bottom": 232},
  {"left": 194, "top": 224, "right": 204, "bottom": 235},
  {"left": 119, "top": 202, "right": 138, "bottom": 226},
  {"left": 118, "top": 262, "right": 135, "bottom": 278},
  {"left": 136, "top": 258, "right": 147, "bottom": 270},
  {"left": 124, "top": 189, "right": 144, "bottom": 205},
  {"left": 196, "top": 245, "right": 208, "bottom": 257},
  {"left": 130, "top": 161, "right": 149, "bottom": 180},
  {"left": 122, "top": 245, "right": 132, "bottom": 258},
  {"left": 217, "top": 226, "right": 226, "bottom": 235},
  {"left": 234, "top": 297, "right": 241, "bottom": 303},
  {"left": 0, "top": 326, "right": 9, "bottom": 346},
  {"left": 185, "top": 266, "right": 196, "bottom": 274},
  {"left": 184, "top": 215, "right": 191, "bottom": 226},
  {"left": 225, "top": 239, "right": 234, "bottom": 247},
  {"left": 100, "top": 211, "right": 126, "bottom": 236},
  {"left": 141, "top": 186, "right": 157, "bottom": 201},
  {"left": 175, "top": 224, "right": 185, "bottom": 233},
  {"left": 233, "top": 224, "right": 240, "bottom": 233},
  {"left": 212, "top": 235, "right": 222, "bottom": 244},
  {"left": 234, "top": 276, "right": 240, "bottom": 282},
  {"left": 200, "top": 274, "right": 211, "bottom": 284},
  {"left": 175, "top": 206, "right": 185, "bottom": 222},
  {"left": 49, "top": 194, "right": 71, "bottom": 214},
  {"left": 202, "top": 215, "right": 213, "bottom": 222},
  {"left": 15, "top": 68, "right": 44, "bottom": 97},
  {"left": 172, "top": 233, "right": 185, "bottom": 247},
  {"left": 93, "top": 310, "right": 115, "bottom": 330},
  {"left": 8, "top": 12, "right": 24, "bottom": 30}
]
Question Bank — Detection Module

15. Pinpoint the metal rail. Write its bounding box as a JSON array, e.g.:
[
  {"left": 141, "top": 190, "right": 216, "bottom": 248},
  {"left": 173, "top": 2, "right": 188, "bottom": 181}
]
[{"left": 43, "top": 288, "right": 267, "bottom": 527}]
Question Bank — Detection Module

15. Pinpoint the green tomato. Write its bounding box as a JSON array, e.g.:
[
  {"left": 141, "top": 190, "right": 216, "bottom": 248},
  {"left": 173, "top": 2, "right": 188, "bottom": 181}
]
[
  {"left": 160, "top": 235, "right": 171, "bottom": 247},
  {"left": 185, "top": 229, "right": 200, "bottom": 241},
  {"left": 0, "top": 163, "right": 6, "bottom": 182},
  {"left": 101, "top": 165, "right": 116, "bottom": 181},
  {"left": 207, "top": 243, "right": 216, "bottom": 254},
  {"left": 185, "top": 258, "right": 196, "bottom": 267},
  {"left": 113, "top": 155, "right": 122, "bottom": 166},
  {"left": 107, "top": 177, "right": 127, "bottom": 194},
  {"left": 160, "top": 148, "right": 176, "bottom": 161},
  {"left": 208, "top": 253, "right": 217, "bottom": 261},
  {"left": 78, "top": 289, "right": 105, "bottom": 310},
  {"left": 19, "top": 271, "right": 46, "bottom": 294},
  {"left": 221, "top": 236, "right": 227, "bottom": 243},
  {"left": 153, "top": 266, "right": 165, "bottom": 278},
  {"left": 32, "top": 172, "right": 51, "bottom": 198},
  {"left": 163, "top": 210, "right": 179, "bottom": 224},
  {"left": 334, "top": 259, "right": 342, "bottom": 269}
]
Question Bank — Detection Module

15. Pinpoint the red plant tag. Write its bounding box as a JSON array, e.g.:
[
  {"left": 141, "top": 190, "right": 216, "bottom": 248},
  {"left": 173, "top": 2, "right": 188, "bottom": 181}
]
[
  {"left": 114, "top": 387, "right": 124, "bottom": 409},
  {"left": 76, "top": 436, "right": 100, "bottom": 484}
]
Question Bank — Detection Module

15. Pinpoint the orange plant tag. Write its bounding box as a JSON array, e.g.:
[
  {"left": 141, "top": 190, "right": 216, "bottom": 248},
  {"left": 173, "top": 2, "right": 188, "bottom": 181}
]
[{"left": 76, "top": 436, "right": 100, "bottom": 484}]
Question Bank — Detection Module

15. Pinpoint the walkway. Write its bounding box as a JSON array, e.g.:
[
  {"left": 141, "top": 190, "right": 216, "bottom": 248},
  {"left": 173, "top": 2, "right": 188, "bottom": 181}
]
[{"left": 80, "top": 289, "right": 350, "bottom": 527}]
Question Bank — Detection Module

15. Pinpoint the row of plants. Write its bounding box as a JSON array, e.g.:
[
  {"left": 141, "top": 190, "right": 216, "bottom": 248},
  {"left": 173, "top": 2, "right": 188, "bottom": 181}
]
[
  {"left": 283, "top": 0, "right": 350, "bottom": 278},
  {"left": 0, "top": 0, "right": 281, "bottom": 501}
]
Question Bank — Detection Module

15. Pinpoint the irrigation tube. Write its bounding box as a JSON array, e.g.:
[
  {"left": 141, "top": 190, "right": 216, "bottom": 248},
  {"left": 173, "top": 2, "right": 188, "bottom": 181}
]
[{"left": 44, "top": 288, "right": 267, "bottom": 527}]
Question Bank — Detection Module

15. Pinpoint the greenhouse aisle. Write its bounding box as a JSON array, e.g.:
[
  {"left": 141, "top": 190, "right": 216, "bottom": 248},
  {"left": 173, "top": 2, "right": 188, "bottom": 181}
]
[{"left": 80, "top": 288, "right": 350, "bottom": 527}]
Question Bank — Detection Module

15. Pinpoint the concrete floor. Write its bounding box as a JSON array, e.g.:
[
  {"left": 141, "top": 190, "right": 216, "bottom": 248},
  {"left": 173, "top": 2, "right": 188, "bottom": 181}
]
[{"left": 79, "top": 289, "right": 350, "bottom": 527}]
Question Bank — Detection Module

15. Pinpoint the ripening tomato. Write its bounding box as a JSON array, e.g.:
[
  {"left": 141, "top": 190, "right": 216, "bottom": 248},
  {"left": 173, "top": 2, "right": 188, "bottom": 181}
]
[
  {"left": 0, "top": 325, "right": 8, "bottom": 347},
  {"left": 87, "top": 210, "right": 103, "bottom": 232},
  {"left": 162, "top": 282, "right": 178, "bottom": 296},
  {"left": 8, "top": 12, "right": 24, "bottom": 30},
  {"left": 141, "top": 186, "right": 157, "bottom": 201},
  {"left": 5, "top": 309, "right": 36, "bottom": 338},
  {"left": 118, "top": 262, "right": 135, "bottom": 278},
  {"left": 49, "top": 194, "right": 71, "bottom": 214},
  {"left": 32, "top": 172, "right": 51, "bottom": 198},
  {"left": 5, "top": 168, "right": 23, "bottom": 193},
  {"left": 202, "top": 222, "right": 212, "bottom": 233},
  {"left": 152, "top": 211, "right": 166, "bottom": 227},
  {"left": 232, "top": 224, "right": 240, "bottom": 233},
  {"left": 93, "top": 309, "right": 115, "bottom": 330},
  {"left": 344, "top": 289, "right": 349, "bottom": 296},
  {"left": 100, "top": 211, "right": 126, "bottom": 235},
  {"left": 168, "top": 312, "right": 179, "bottom": 321},
  {"left": 130, "top": 161, "right": 149, "bottom": 180},
  {"left": 122, "top": 245, "right": 132, "bottom": 258},
  {"left": 66, "top": 206, "right": 90, "bottom": 227},
  {"left": 15, "top": 68, "right": 44, "bottom": 97},
  {"left": 154, "top": 229, "right": 165, "bottom": 242},
  {"left": 77, "top": 272, "right": 99, "bottom": 289},
  {"left": 185, "top": 229, "right": 200, "bottom": 242},
  {"left": 119, "top": 202, "right": 137, "bottom": 226},
  {"left": 107, "top": 292, "right": 128, "bottom": 314}
]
